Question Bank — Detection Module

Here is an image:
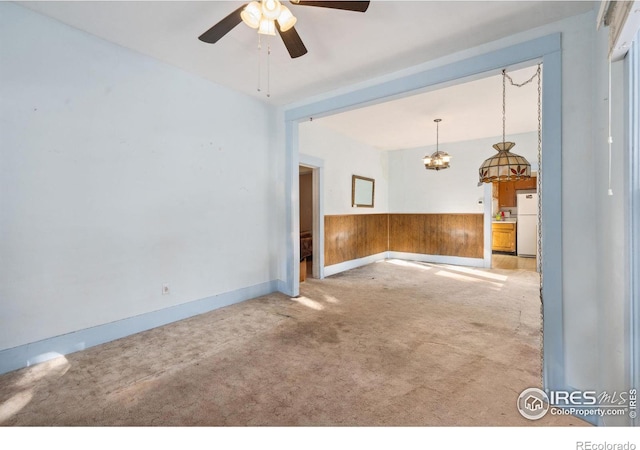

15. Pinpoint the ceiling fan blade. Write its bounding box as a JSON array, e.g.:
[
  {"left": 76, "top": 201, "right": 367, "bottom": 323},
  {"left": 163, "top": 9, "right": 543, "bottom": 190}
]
[
  {"left": 293, "top": 1, "right": 370, "bottom": 12},
  {"left": 276, "top": 23, "right": 308, "bottom": 59},
  {"left": 198, "top": 4, "right": 247, "bottom": 44}
]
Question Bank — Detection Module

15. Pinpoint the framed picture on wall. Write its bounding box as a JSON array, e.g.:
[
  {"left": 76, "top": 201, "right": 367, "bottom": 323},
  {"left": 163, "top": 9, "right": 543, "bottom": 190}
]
[{"left": 352, "top": 175, "right": 375, "bottom": 208}]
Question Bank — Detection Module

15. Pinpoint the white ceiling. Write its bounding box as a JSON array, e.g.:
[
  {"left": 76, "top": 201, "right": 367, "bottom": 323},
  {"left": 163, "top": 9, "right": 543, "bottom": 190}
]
[
  {"left": 313, "top": 65, "right": 543, "bottom": 150},
  {"left": 18, "top": 1, "right": 597, "bottom": 149}
]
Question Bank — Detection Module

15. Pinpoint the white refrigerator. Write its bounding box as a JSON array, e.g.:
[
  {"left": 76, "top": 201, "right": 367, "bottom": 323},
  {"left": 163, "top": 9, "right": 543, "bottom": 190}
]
[{"left": 517, "top": 192, "right": 538, "bottom": 257}]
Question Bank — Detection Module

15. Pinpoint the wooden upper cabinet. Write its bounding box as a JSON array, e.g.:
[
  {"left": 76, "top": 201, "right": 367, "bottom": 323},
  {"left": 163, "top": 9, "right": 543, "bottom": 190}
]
[
  {"left": 514, "top": 177, "right": 537, "bottom": 190},
  {"left": 497, "top": 177, "right": 536, "bottom": 208},
  {"left": 498, "top": 182, "right": 516, "bottom": 207}
]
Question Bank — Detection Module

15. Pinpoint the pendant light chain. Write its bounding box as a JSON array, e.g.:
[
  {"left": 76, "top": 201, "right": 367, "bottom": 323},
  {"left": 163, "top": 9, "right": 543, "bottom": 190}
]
[
  {"left": 502, "top": 69, "right": 506, "bottom": 144},
  {"left": 536, "top": 64, "right": 543, "bottom": 287},
  {"left": 505, "top": 69, "right": 540, "bottom": 87},
  {"left": 504, "top": 64, "right": 544, "bottom": 388},
  {"left": 534, "top": 63, "right": 544, "bottom": 391}
]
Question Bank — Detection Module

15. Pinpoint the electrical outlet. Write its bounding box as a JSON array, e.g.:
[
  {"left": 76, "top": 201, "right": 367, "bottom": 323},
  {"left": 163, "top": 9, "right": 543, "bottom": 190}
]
[{"left": 162, "top": 284, "right": 170, "bottom": 295}]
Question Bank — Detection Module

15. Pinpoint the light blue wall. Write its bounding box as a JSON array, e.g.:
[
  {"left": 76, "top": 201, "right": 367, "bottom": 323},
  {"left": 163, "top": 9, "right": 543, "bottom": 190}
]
[
  {"left": 627, "top": 29, "right": 640, "bottom": 427},
  {"left": 594, "top": 25, "right": 635, "bottom": 425},
  {"left": 388, "top": 131, "right": 538, "bottom": 214},
  {"left": 298, "top": 122, "right": 389, "bottom": 215},
  {"left": 0, "top": 4, "right": 278, "bottom": 357}
]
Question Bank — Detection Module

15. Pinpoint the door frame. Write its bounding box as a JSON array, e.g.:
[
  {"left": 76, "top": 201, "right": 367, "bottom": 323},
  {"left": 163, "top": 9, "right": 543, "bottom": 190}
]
[
  {"left": 626, "top": 30, "right": 640, "bottom": 426},
  {"left": 299, "top": 154, "right": 325, "bottom": 280},
  {"left": 283, "top": 33, "right": 564, "bottom": 391}
]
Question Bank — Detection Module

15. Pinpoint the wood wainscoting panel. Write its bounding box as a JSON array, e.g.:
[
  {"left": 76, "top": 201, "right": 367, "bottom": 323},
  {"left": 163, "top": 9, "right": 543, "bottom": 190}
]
[
  {"left": 423, "top": 214, "right": 441, "bottom": 255},
  {"left": 389, "top": 214, "right": 426, "bottom": 254},
  {"left": 356, "top": 214, "right": 389, "bottom": 259},
  {"left": 442, "top": 214, "right": 484, "bottom": 258},
  {"left": 389, "top": 213, "right": 483, "bottom": 259},
  {"left": 465, "top": 214, "right": 485, "bottom": 258},
  {"left": 324, "top": 215, "right": 358, "bottom": 266},
  {"left": 439, "top": 214, "right": 459, "bottom": 256},
  {"left": 325, "top": 213, "right": 483, "bottom": 267}
]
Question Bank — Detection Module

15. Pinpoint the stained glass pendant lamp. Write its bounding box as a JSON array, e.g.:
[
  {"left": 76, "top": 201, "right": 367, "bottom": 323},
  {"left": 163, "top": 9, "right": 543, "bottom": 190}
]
[{"left": 478, "top": 69, "right": 531, "bottom": 183}]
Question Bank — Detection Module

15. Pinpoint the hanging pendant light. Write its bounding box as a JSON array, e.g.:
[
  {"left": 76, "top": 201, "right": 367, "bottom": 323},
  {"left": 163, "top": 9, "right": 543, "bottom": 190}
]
[
  {"left": 478, "top": 69, "right": 531, "bottom": 183},
  {"left": 423, "top": 119, "right": 451, "bottom": 171}
]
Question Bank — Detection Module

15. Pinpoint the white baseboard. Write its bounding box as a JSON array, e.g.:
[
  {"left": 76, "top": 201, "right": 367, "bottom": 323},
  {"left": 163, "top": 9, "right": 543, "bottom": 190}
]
[
  {"left": 387, "top": 252, "right": 485, "bottom": 268},
  {"left": 324, "top": 252, "right": 388, "bottom": 277},
  {"left": 324, "top": 252, "right": 485, "bottom": 278},
  {"left": 0, "top": 280, "right": 279, "bottom": 375}
]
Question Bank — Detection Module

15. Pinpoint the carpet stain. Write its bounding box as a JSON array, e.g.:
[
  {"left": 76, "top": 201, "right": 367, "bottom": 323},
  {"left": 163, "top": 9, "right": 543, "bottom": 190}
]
[{"left": 278, "top": 320, "right": 341, "bottom": 346}]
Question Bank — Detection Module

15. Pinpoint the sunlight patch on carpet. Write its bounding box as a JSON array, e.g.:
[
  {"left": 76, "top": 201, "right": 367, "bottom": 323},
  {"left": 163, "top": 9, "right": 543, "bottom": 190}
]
[
  {"left": 438, "top": 264, "right": 509, "bottom": 282},
  {"left": 386, "top": 259, "right": 432, "bottom": 271},
  {"left": 0, "top": 389, "right": 33, "bottom": 423},
  {"left": 323, "top": 294, "right": 340, "bottom": 304},
  {"left": 291, "top": 296, "right": 325, "bottom": 310},
  {"left": 435, "top": 270, "right": 505, "bottom": 289},
  {"left": 16, "top": 354, "right": 70, "bottom": 387}
]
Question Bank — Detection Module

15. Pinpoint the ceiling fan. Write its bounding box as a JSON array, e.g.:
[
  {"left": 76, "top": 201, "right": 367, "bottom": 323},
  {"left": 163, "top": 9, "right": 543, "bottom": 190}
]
[{"left": 198, "top": 0, "right": 370, "bottom": 59}]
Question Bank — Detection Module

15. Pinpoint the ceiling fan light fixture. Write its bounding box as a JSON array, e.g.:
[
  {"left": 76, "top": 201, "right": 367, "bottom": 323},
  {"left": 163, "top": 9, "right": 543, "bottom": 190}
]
[
  {"left": 277, "top": 5, "right": 297, "bottom": 32},
  {"left": 199, "top": 1, "right": 371, "bottom": 61},
  {"left": 241, "top": 1, "right": 262, "bottom": 29},
  {"left": 261, "top": 0, "right": 282, "bottom": 20},
  {"left": 258, "top": 17, "right": 276, "bottom": 35}
]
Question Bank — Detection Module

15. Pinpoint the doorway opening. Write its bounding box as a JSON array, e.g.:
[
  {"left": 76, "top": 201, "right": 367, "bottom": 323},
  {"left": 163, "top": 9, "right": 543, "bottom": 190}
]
[
  {"left": 285, "top": 34, "right": 564, "bottom": 392},
  {"left": 298, "top": 158, "right": 324, "bottom": 280},
  {"left": 299, "top": 165, "right": 314, "bottom": 281}
]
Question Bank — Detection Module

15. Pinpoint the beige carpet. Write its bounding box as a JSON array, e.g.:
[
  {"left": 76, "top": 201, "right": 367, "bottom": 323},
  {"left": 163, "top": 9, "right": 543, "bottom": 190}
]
[{"left": 0, "top": 260, "right": 587, "bottom": 426}]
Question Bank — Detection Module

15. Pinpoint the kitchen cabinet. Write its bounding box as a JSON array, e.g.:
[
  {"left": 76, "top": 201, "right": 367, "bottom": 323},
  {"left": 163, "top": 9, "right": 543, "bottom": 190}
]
[
  {"left": 492, "top": 222, "right": 516, "bottom": 253},
  {"left": 498, "top": 182, "right": 515, "bottom": 208},
  {"left": 497, "top": 177, "right": 537, "bottom": 208},
  {"left": 515, "top": 177, "right": 537, "bottom": 190}
]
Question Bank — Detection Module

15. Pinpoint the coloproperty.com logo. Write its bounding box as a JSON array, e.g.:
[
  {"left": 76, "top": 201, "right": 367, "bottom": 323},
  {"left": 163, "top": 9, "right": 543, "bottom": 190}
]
[{"left": 517, "top": 387, "right": 637, "bottom": 420}]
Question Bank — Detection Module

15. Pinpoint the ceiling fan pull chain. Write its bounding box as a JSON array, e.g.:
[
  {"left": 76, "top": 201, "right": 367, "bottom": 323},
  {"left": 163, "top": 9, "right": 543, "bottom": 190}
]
[
  {"left": 257, "top": 35, "right": 262, "bottom": 93},
  {"left": 267, "top": 42, "right": 271, "bottom": 98}
]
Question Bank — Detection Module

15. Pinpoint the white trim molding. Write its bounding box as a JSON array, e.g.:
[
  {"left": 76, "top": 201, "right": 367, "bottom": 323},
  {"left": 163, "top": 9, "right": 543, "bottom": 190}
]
[
  {"left": 599, "top": 0, "right": 640, "bottom": 61},
  {"left": 387, "top": 252, "right": 485, "bottom": 269},
  {"left": 323, "top": 252, "right": 387, "bottom": 278}
]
